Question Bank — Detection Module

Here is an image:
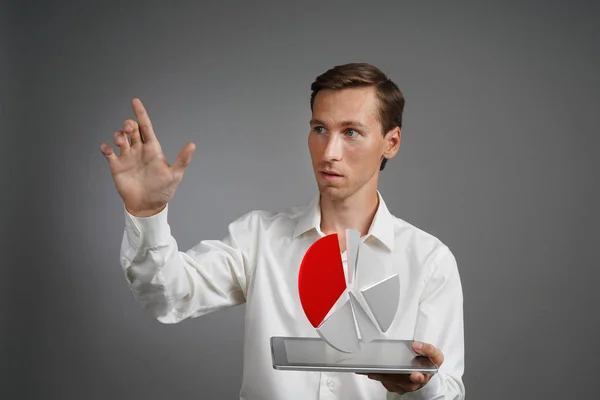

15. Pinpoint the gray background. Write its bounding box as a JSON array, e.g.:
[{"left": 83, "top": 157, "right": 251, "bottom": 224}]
[{"left": 2, "top": 0, "right": 598, "bottom": 399}]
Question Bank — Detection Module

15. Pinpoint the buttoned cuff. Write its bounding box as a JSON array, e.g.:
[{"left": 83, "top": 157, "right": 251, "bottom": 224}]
[
  {"left": 124, "top": 204, "right": 171, "bottom": 251},
  {"left": 401, "top": 372, "right": 441, "bottom": 400}
]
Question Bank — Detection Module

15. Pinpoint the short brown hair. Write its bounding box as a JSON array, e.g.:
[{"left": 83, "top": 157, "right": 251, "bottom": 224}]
[{"left": 310, "top": 63, "right": 405, "bottom": 170}]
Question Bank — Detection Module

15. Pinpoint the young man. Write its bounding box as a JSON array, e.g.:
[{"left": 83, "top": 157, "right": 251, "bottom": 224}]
[{"left": 100, "top": 63, "right": 465, "bottom": 399}]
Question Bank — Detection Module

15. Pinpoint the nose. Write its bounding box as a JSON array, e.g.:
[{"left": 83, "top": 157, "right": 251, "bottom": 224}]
[{"left": 323, "top": 133, "right": 343, "bottom": 162}]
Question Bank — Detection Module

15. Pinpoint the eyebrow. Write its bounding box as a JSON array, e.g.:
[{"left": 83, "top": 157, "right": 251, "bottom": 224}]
[{"left": 310, "top": 119, "right": 367, "bottom": 128}]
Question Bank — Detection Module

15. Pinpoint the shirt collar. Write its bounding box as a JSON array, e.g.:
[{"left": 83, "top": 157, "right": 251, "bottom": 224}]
[
  {"left": 292, "top": 191, "right": 395, "bottom": 252},
  {"left": 292, "top": 193, "right": 322, "bottom": 239}
]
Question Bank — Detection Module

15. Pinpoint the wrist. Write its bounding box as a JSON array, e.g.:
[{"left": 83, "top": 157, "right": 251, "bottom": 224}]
[{"left": 125, "top": 204, "right": 166, "bottom": 218}]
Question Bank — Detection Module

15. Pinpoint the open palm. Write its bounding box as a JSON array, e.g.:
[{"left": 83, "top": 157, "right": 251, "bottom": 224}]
[{"left": 100, "top": 98, "right": 196, "bottom": 217}]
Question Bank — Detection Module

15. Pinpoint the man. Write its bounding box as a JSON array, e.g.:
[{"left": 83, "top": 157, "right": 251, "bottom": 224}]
[{"left": 100, "top": 63, "right": 465, "bottom": 399}]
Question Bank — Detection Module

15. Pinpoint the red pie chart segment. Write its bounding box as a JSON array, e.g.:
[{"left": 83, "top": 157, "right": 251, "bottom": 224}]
[{"left": 298, "top": 234, "right": 347, "bottom": 328}]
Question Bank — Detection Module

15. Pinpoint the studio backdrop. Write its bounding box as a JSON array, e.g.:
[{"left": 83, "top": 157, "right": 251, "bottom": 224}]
[{"left": 2, "top": 1, "right": 598, "bottom": 399}]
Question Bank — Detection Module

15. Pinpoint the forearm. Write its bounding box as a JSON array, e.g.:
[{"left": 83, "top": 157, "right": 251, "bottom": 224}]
[
  {"left": 120, "top": 204, "right": 247, "bottom": 323},
  {"left": 388, "top": 247, "right": 465, "bottom": 400},
  {"left": 121, "top": 228, "right": 191, "bottom": 323},
  {"left": 385, "top": 372, "right": 464, "bottom": 400}
]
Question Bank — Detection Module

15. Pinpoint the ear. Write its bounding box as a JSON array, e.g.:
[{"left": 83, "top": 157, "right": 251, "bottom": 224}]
[{"left": 383, "top": 127, "right": 401, "bottom": 160}]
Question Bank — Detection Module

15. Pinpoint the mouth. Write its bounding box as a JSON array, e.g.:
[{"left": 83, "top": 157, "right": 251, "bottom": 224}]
[{"left": 320, "top": 171, "right": 344, "bottom": 180}]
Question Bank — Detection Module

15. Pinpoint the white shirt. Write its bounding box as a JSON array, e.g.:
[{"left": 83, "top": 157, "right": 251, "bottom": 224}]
[{"left": 120, "top": 192, "right": 465, "bottom": 400}]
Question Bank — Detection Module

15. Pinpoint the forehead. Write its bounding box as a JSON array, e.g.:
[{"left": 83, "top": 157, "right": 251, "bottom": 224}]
[{"left": 312, "top": 86, "right": 380, "bottom": 126}]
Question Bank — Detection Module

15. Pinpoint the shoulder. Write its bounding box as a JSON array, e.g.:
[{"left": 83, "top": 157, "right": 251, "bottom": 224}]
[
  {"left": 227, "top": 201, "right": 309, "bottom": 234},
  {"left": 389, "top": 213, "right": 457, "bottom": 272}
]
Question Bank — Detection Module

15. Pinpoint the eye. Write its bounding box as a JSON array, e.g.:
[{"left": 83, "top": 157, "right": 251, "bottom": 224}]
[
  {"left": 345, "top": 128, "right": 359, "bottom": 138},
  {"left": 314, "top": 126, "right": 326, "bottom": 134}
]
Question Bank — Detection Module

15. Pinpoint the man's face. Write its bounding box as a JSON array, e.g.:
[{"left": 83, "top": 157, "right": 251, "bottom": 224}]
[{"left": 308, "top": 86, "right": 400, "bottom": 201}]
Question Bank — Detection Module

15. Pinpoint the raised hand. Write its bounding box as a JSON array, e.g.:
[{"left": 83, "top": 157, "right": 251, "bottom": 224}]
[{"left": 100, "top": 98, "right": 196, "bottom": 217}]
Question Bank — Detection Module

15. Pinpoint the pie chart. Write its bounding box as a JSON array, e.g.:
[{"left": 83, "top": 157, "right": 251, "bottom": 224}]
[{"left": 298, "top": 229, "right": 400, "bottom": 353}]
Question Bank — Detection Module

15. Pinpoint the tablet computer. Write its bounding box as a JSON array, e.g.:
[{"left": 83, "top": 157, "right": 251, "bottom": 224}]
[{"left": 271, "top": 336, "right": 438, "bottom": 374}]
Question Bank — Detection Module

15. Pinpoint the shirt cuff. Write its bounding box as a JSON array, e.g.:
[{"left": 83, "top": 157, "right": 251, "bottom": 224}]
[
  {"left": 124, "top": 203, "right": 171, "bottom": 250},
  {"left": 401, "top": 372, "right": 442, "bottom": 400}
]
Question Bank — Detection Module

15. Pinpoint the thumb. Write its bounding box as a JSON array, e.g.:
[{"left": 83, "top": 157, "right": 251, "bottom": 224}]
[{"left": 172, "top": 142, "right": 196, "bottom": 177}]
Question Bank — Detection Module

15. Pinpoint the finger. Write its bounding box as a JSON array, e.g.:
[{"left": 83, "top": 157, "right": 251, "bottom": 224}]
[
  {"left": 371, "top": 375, "right": 423, "bottom": 395},
  {"left": 380, "top": 378, "right": 421, "bottom": 394},
  {"left": 171, "top": 142, "right": 196, "bottom": 178},
  {"left": 131, "top": 98, "right": 157, "bottom": 143},
  {"left": 100, "top": 142, "right": 118, "bottom": 164},
  {"left": 372, "top": 373, "right": 414, "bottom": 386},
  {"left": 410, "top": 372, "right": 425, "bottom": 384},
  {"left": 122, "top": 120, "right": 138, "bottom": 147},
  {"left": 123, "top": 118, "right": 141, "bottom": 147},
  {"left": 413, "top": 341, "right": 444, "bottom": 366},
  {"left": 381, "top": 381, "right": 404, "bottom": 394},
  {"left": 113, "top": 130, "right": 130, "bottom": 153},
  {"left": 373, "top": 377, "right": 415, "bottom": 395}
]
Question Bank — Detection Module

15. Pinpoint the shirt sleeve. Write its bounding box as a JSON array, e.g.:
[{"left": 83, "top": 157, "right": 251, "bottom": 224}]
[
  {"left": 387, "top": 246, "right": 466, "bottom": 400},
  {"left": 120, "top": 203, "right": 255, "bottom": 324}
]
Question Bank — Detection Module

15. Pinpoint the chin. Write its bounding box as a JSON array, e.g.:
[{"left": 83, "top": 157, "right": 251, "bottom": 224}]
[{"left": 318, "top": 186, "right": 350, "bottom": 201}]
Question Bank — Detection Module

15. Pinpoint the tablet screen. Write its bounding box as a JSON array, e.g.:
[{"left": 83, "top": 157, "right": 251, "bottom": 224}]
[{"left": 277, "top": 337, "right": 435, "bottom": 370}]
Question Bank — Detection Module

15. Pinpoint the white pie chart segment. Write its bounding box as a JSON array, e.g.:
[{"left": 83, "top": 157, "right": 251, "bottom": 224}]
[
  {"left": 316, "top": 296, "right": 359, "bottom": 353},
  {"left": 321, "top": 289, "right": 350, "bottom": 323},
  {"left": 360, "top": 274, "right": 400, "bottom": 333},
  {"left": 348, "top": 292, "right": 381, "bottom": 343},
  {"left": 345, "top": 229, "right": 361, "bottom": 286},
  {"left": 354, "top": 241, "right": 386, "bottom": 292}
]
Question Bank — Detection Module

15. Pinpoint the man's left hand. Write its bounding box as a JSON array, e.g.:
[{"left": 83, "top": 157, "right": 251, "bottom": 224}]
[{"left": 362, "top": 341, "right": 444, "bottom": 395}]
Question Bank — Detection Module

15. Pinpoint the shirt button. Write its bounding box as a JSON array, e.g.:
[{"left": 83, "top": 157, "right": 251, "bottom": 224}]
[{"left": 327, "top": 378, "right": 333, "bottom": 388}]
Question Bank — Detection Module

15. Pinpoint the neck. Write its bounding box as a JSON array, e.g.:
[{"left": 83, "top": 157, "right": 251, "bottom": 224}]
[{"left": 319, "top": 186, "right": 380, "bottom": 240}]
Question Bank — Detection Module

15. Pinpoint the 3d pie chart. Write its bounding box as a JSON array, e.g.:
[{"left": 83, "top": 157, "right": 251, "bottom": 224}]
[{"left": 298, "top": 229, "right": 400, "bottom": 353}]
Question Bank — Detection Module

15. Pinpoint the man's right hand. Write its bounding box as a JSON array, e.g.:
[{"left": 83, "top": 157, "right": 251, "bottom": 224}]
[{"left": 100, "top": 98, "right": 196, "bottom": 217}]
